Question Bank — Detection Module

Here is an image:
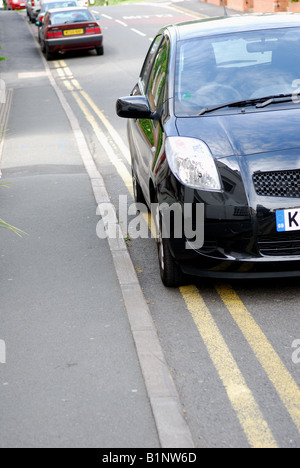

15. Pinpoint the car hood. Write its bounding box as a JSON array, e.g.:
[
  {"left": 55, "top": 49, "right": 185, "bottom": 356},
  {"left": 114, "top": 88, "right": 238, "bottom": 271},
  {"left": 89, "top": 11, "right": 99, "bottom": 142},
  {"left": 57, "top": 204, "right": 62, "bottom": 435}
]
[{"left": 175, "top": 107, "right": 300, "bottom": 158}]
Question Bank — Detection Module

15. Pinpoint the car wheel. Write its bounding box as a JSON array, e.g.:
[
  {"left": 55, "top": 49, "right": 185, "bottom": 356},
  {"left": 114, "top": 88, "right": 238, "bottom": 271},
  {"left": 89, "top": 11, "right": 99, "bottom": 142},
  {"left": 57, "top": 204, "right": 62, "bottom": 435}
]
[
  {"left": 45, "top": 46, "right": 53, "bottom": 61},
  {"left": 96, "top": 46, "right": 104, "bottom": 56},
  {"left": 155, "top": 206, "right": 183, "bottom": 288}
]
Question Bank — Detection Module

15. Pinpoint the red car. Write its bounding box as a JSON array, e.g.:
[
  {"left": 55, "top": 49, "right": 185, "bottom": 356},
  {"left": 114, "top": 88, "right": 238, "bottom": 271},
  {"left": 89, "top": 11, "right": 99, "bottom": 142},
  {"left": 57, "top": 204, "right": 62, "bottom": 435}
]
[
  {"left": 6, "top": 0, "right": 27, "bottom": 9},
  {"left": 39, "top": 7, "right": 103, "bottom": 60}
]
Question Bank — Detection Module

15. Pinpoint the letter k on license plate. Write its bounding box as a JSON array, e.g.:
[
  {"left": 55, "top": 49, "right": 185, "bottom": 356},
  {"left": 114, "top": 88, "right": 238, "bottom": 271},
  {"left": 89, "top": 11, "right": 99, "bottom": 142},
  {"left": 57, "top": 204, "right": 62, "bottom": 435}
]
[{"left": 276, "top": 208, "right": 300, "bottom": 232}]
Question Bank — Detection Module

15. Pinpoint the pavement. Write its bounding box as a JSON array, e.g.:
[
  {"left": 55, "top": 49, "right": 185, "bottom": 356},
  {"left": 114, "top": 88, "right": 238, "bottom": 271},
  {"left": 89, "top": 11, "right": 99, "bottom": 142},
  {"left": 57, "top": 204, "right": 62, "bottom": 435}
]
[{"left": 0, "top": 1, "right": 238, "bottom": 449}]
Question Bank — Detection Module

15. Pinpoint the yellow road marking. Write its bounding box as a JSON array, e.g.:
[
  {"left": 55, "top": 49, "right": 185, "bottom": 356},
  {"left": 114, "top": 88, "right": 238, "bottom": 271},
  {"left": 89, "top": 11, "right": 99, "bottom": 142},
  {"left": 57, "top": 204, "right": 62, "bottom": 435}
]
[
  {"left": 69, "top": 91, "right": 134, "bottom": 200},
  {"left": 80, "top": 89, "right": 131, "bottom": 164},
  {"left": 180, "top": 285, "right": 278, "bottom": 448},
  {"left": 55, "top": 60, "right": 131, "bottom": 163},
  {"left": 64, "top": 80, "right": 74, "bottom": 91},
  {"left": 215, "top": 282, "right": 300, "bottom": 433},
  {"left": 71, "top": 78, "right": 82, "bottom": 90},
  {"left": 53, "top": 63, "right": 131, "bottom": 189}
]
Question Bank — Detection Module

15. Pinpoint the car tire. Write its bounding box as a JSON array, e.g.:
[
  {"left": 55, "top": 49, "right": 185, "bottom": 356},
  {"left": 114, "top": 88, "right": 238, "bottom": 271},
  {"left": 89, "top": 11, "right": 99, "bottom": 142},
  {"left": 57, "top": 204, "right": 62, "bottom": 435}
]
[
  {"left": 45, "top": 46, "right": 53, "bottom": 61},
  {"left": 156, "top": 208, "right": 183, "bottom": 288},
  {"left": 96, "top": 46, "right": 104, "bottom": 56}
]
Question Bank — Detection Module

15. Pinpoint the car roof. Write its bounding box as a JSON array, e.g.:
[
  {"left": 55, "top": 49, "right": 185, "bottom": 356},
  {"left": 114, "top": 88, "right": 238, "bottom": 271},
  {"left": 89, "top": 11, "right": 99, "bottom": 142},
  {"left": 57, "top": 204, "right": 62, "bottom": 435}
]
[
  {"left": 47, "top": 6, "right": 88, "bottom": 13},
  {"left": 169, "top": 14, "right": 300, "bottom": 40},
  {"left": 42, "top": 0, "right": 77, "bottom": 3}
]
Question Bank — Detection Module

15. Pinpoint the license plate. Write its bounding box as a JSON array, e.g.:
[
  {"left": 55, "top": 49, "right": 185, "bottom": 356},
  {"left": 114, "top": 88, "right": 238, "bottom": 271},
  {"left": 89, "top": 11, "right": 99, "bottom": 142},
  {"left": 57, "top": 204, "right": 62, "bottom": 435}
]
[
  {"left": 276, "top": 208, "right": 300, "bottom": 232},
  {"left": 63, "top": 29, "right": 84, "bottom": 36}
]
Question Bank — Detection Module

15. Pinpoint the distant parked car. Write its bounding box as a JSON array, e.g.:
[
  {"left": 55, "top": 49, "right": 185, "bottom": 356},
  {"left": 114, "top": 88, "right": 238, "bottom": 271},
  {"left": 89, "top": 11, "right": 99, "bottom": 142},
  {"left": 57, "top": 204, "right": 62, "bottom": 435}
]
[
  {"left": 7, "top": 0, "right": 27, "bottom": 9},
  {"left": 38, "top": 7, "right": 103, "bottom": 60},
  {"left": 77, "top": 0, "right": 88, "bottom": 6},
  {"left": 36, "top": 0, "right": 78, "bottom": 42},
  {"left": 26, "top": 0, "right": 41, "bottom": 22}
]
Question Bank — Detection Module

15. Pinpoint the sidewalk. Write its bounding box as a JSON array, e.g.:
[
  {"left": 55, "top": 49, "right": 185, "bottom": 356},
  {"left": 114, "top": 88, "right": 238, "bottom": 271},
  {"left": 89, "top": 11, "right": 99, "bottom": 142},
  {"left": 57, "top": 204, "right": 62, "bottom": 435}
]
[{"left": 0, "top": 10, "right": 193, "bottom": 448}]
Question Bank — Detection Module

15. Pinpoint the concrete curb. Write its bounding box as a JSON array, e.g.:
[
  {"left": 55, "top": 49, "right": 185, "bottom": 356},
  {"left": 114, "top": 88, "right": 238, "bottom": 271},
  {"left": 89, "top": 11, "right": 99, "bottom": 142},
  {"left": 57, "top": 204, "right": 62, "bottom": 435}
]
[{"left": 25, "top": 20, "right": 195, "bottom": 448}]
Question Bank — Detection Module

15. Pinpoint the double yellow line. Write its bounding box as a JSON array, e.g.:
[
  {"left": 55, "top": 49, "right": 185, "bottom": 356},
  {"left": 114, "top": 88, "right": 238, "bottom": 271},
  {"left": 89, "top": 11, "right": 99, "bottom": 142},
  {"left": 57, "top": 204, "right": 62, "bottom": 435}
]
[
  {"left": 182, "top": 283, "right": 300, "bottom": 448},
  {"left": 54, "top": 60, "right": 133, "bottom": 194},
  {"left": 54, "top": 59, "right": 300, "bottom": 448}
]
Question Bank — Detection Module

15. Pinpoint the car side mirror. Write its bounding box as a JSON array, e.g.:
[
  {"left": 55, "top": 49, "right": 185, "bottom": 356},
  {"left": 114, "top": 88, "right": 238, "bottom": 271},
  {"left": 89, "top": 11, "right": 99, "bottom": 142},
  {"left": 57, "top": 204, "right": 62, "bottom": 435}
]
[{"left": 116, "top": 95, "right": 157, "bottom": 120}]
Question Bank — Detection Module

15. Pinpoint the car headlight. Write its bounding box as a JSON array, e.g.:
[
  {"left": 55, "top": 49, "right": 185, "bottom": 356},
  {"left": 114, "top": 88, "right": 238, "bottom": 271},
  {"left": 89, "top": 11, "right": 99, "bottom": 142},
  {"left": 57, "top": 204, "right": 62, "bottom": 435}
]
[{"left": 165, "top": 137, "right": 222, "bottom": 191}]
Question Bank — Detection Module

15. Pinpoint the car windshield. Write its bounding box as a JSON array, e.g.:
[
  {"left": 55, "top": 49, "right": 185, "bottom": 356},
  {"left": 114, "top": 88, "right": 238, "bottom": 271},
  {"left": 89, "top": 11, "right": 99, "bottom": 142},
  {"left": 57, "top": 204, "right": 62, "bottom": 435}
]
[
  {"left": 175, "top": 27, "right": 300, "bottom": 116},
  {"left": 49, "top": 9, "right": 92, "bottom": 24}
]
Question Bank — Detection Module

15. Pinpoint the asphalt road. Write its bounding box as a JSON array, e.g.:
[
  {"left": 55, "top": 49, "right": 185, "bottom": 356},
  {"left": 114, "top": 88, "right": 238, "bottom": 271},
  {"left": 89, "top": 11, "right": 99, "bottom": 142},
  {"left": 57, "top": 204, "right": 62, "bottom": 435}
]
[{"left": 0, "top": 1, "right": 300, "bottom": 449}]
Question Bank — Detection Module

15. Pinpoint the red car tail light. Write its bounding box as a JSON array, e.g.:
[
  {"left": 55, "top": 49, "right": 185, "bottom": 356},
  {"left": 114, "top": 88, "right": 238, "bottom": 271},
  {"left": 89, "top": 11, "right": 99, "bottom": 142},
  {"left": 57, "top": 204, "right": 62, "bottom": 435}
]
[
  {"left": 85, "top": 24, "right": 101, "bottom": 35},
  {"left": 46, "top": 30, "right": 63, "bottom": 38}
]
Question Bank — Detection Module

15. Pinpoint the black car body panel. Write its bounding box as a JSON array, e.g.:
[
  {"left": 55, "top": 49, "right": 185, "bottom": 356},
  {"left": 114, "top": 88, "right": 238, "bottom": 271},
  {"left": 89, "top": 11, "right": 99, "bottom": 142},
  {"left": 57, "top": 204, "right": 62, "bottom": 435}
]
[
  {"left": 117, "top": 14, "right": 300, "bottom": 284},
  {"left": 175, "top": 109, "right": 300, "bottom": 158}
]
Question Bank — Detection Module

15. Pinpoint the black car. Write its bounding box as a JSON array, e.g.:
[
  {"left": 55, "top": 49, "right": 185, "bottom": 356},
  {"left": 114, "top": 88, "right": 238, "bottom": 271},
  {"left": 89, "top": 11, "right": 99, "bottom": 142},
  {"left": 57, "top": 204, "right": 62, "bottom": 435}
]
[{"left": 116, "top": 14, "right": 300, "bottom": 287}]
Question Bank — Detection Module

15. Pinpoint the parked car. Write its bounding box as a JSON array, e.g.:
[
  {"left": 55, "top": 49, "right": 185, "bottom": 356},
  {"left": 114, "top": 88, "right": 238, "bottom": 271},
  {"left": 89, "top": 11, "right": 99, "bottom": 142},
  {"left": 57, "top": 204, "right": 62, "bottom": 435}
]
[
  {"left": 26, "top": 0, "right": 41, "bottom": 22},
  {"left": 38, "top": 7, "right": 103, "bottom": 60},
  {"left": 116, "top": 14, "right": 300, "bottom": 287},
  {"left": 77, "top": 0, "right": 88, "bottom": 6},
  {"left": 36, "top": 0, "right": 78, "bottom": 42},
  {"left": 7, "top": 0, "right": 26, "bottom": 9}
]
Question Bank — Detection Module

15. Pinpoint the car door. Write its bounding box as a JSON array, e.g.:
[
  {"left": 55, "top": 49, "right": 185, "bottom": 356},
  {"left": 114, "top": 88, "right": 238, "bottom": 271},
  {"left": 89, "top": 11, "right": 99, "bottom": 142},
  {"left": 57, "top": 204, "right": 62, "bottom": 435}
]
[
  {"left": 130, "top": 34, "right": 170, "bottom": 205},
  {"left": 39, "top": 11, "right": 50, "bottom": 50}
]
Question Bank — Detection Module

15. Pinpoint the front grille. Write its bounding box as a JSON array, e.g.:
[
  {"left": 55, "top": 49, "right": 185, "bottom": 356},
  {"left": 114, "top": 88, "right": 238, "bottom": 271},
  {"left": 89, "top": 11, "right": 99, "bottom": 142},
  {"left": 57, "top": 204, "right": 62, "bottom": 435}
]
[
  {"left": 253, "top": 169, "right": 300, "bottom": 198},
  {"left": 258, "top": 232, "right": 300, "bottom": 256}
]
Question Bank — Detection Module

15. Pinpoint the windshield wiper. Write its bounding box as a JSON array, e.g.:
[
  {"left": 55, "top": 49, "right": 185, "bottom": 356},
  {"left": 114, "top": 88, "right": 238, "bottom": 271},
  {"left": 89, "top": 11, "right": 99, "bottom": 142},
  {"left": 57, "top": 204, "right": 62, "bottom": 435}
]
[
  {"left": 255, "top": 93, "right": 294, "bottom": 108},
  {"left": 198, "top": 94, "right": 294, "bottom": 116}
]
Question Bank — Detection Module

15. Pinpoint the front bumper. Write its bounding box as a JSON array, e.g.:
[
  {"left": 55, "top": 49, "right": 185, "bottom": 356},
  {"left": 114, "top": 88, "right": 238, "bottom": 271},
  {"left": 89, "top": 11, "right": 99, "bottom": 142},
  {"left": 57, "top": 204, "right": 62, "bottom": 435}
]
[
  {"left": 178, "top": 249, "right": 300, "bottom": 279},
  {"left": 158, "top": 154, "right": 300, "bottom": 280}
]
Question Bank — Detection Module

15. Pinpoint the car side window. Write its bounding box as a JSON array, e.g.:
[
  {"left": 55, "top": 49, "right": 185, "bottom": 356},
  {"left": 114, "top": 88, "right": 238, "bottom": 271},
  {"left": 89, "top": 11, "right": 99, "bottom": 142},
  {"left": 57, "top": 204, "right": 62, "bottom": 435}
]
[
  {"left": 146, "top": 37, "right": 170, "bottom": 111},
  {"left": 140, "top": 35, "right": 163, "bottom": 93}
]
